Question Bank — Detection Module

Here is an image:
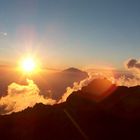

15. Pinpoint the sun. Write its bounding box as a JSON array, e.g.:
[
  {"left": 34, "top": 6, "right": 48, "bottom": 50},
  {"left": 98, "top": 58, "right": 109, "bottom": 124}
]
[
  {"left": 18, "top": 54, "right": 41, "bottom": 74},
  {"left": 21, "top": 57, "right": 36, "bottom": 73}
]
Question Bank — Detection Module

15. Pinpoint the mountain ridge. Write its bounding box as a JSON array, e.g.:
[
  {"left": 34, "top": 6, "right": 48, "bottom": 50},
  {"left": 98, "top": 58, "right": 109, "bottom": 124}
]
[{"left": 0, "top": 78, "right": 140, "bottom": 140}]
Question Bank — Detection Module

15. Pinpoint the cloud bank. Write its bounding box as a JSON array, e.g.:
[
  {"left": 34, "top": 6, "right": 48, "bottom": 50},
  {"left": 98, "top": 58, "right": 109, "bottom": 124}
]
[
  {"left": 0, "top": 72, "right": 140, "bottom": 115},
  {"left": 0, "top": 79, "right": 56, "bottom": 115}
]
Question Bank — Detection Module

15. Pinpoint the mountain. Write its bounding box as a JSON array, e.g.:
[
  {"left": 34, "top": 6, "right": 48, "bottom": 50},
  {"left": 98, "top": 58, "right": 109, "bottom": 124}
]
[
  {"left": 34, "top": 67, "right": 88, "bottom": 99},
  {"left": 63, "top": 67, "right": 86, "bottom": 73},
  {"left": 0, "top": 78, "right": 140, "bottom": 140},
  {"left": 81, "top": 78, "right": 116, "bottom": 101},
  {"left": 0, "top": 67, "right": 88, "bottom": 100}
]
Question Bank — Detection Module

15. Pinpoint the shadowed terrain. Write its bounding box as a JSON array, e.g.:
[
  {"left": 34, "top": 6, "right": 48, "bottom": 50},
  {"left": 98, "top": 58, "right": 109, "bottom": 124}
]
[{"left": 0, "top": 78, "right": 140, "bottom": 140}]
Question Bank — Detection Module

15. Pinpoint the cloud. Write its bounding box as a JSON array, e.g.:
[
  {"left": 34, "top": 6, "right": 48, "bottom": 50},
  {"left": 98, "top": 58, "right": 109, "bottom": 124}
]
[
  {"left": 125, "top": 58, "right": 140, "bottom": 78},
  {"left": 0, "top": 32, "right": 7, "bottom": 37},
  {"left": 58, "top": 74, "right": 102, "bottom": 103},
  {"left": 126, "top": 58, "right": 140, "bottom": 70},
  {"left": 0, "top": 79, "right": 56, "bottom": 115},
  {"left": 0, "top": 72, "right": 140, "bottom": 115},
  {"left": 58, "top": 68, "right": 140, "bottom": 103}
]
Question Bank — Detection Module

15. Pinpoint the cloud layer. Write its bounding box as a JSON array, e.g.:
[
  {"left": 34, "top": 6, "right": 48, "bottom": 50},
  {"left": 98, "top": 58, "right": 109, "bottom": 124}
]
[
  {"left": 0, "top": 79, "right": 56, "bottom": 115},
  {"left": 1, "top": 72, "right": 140, "bottom": 115}
]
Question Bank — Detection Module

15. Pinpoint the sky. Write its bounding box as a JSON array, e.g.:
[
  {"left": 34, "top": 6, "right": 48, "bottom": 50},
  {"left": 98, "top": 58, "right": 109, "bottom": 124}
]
[{"left": 0, "top": 0, "right": 140, "bottom": 69}]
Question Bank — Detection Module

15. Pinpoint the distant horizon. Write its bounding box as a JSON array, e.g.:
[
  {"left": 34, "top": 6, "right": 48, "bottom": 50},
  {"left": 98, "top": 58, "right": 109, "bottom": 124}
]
[{"left": 0, "top": 62, "right": 127, "bottom": 72}]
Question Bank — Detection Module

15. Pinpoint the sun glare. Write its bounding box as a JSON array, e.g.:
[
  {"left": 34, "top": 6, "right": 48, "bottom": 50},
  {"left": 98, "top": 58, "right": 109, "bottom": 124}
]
[{"left": 21, "top": 57, "right": 36, "bottom": 73}]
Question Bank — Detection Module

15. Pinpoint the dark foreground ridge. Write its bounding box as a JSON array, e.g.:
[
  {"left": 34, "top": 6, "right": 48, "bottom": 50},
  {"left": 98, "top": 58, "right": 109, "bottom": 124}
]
[{"left": 0, "top": 78, "right": 140, "bottom": 140}]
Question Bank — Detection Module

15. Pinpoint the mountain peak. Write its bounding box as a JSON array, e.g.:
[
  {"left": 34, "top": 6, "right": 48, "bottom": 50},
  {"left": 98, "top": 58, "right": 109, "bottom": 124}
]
[{"left": 63, "top": 67, "right": 84, "bottom": 73}]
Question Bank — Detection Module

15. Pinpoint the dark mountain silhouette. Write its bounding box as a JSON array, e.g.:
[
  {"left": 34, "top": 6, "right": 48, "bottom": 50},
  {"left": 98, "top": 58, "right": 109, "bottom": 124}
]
[
  {"left": 0, "top": 78, "right": 140, "bottom": 140},
  {"left": 63, "top": 67, "right": 86, "bottom": 73},
  {"left": 81, "top": 78, "right": 117, "bottom": 101}
]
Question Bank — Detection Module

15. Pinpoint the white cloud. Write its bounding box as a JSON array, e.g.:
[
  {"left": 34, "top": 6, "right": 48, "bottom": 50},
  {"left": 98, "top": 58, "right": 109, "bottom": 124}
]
[
  {"left": 0, "top": 79, "right": 56, "bottom": 115},
  {"left": 0, "top": 32, "right": 7, "bottom": 37}
]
